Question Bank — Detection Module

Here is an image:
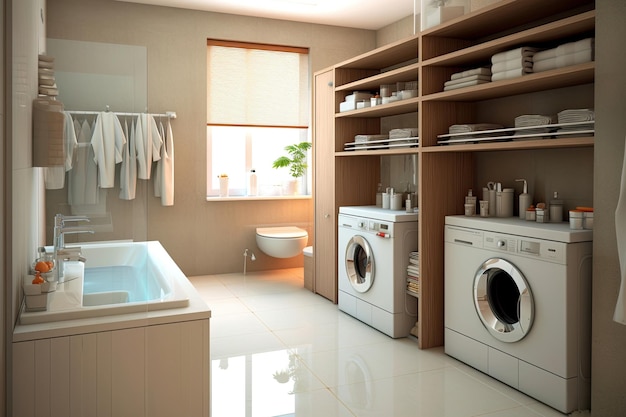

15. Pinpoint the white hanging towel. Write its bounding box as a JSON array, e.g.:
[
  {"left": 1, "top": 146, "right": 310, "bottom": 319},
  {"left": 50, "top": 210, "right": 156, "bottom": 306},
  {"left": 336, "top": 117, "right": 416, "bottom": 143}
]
[
  {"left": 135, "top": 113, "right": 162, "bottom": 180},
  {"left": 614, "top": 136, "right": 626, "bottom": 325},
  {"left": 154, "top": 118, "right": 174, "bottom": 206},
  {"left": 119, "top": 117, "right": 138, "bottom": 200},
  {"left": 91, "top": 112, "right": 126, "bottom": 188},
  {"left": 44, "top": 111, "right": 79, "bottom": 189},
  {"left": 68, "top": 119, "right": 99, "bottom": 205},
  {"left": 154, "top": 120, "right": 165, "bottom": 198}
]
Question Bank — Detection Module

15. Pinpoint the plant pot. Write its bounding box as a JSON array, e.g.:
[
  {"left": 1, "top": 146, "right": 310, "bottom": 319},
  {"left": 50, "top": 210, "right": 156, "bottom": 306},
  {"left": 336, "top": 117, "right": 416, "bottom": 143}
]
[
  {"left": 284, "top": 179, "right": 299, "bottom": 195},
  {"left": 219, "top": 177, "right": 229, "bottom": 197}
]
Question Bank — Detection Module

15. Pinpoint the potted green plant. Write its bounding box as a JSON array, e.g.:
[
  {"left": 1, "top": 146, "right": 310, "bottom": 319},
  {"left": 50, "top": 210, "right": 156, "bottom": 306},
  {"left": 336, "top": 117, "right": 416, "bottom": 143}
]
[{"left": 272, "top": 141, "right": 312, "bottom": 194}]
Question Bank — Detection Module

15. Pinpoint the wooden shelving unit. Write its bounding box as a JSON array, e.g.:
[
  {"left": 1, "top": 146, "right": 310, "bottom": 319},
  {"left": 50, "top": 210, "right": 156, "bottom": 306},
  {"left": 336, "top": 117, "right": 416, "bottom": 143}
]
[{"left": 312, "top": 0, "right": 595, "bottom": 349}]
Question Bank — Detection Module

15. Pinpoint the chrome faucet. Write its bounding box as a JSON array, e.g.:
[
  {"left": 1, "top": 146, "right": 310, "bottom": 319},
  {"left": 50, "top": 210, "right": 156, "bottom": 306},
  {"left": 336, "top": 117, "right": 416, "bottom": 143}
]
[{"left": 53, "top": 214, "right": 94, "bottom": 282}]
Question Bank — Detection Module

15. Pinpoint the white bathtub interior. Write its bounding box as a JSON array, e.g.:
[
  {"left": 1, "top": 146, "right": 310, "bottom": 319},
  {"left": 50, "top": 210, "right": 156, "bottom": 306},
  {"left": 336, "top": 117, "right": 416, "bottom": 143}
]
[{"left": 19, "top": 241, "right": 190, "bottom": 325}]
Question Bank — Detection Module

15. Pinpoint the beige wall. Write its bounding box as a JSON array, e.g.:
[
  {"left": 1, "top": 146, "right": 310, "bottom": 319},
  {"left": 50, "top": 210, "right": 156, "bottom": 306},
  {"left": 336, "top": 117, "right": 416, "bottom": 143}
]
[
  {"left": 592, "top": 0, "right": 626, "bottom": 415},
  {"left": 376, "top": 14, "right": 415, "bottom": 48},
  {"left": 46, "top": 0, "right": 379, "bottom": 276},
  {"left": 15, "top": 1, "right": 626, "bottom": 415},
  {"left": 1, "top": 0, "right": 6, "bottom": 412}
]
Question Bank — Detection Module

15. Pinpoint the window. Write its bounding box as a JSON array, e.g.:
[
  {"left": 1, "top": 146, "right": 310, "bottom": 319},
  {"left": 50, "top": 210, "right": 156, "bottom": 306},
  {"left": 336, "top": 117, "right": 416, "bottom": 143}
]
[{"left": 206, "top": 40, "right": 310, "bottom": 198}]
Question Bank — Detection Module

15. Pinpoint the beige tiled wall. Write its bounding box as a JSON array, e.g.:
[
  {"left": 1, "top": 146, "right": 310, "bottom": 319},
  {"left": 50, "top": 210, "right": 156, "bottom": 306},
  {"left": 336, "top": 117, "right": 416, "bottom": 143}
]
[{"left": 45, "top": 0, "right": 380, "bottom": 275}]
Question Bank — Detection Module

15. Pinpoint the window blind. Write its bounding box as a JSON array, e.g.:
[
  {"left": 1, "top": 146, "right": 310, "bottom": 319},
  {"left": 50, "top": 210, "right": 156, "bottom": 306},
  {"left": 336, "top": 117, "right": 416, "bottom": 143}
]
[{"left": 207, "top": 41, "right": 309, "bottom": 127}]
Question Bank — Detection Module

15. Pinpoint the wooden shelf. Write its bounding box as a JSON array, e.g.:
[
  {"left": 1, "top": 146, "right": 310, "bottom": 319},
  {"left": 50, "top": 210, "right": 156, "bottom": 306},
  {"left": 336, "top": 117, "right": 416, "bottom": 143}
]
[
  {"left": 422, "top": 11, "right": 595, "bottom": 68},
  {"left": 336, "top": 147, "right": 419, "bottom": 157},
  {"left": 423, "top": 136, "right": 594, "bottom": 153},
  {"left": 336, "top": 97, "right": 419, "bottom": 118},
  {"left": 336, "top": 63, "right": 419, "bottom": 92},
  {"left": 334, "top": 34, "right": 419, "bottom": 72},
  {"left": 420, "top": 0, "right": 593, "bottom": 40},
  {"left": 422, "top": 62, "right": 594, "bottom": 102},
  {"left": 315, "top": 0, "right": 595, "bottom": 351}
]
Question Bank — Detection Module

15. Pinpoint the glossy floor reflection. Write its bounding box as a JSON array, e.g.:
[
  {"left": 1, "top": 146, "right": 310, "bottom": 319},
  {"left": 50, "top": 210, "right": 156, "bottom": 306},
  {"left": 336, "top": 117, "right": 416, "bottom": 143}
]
[{"left": 189, "top": 268, "right": 577, "bottom": 417}]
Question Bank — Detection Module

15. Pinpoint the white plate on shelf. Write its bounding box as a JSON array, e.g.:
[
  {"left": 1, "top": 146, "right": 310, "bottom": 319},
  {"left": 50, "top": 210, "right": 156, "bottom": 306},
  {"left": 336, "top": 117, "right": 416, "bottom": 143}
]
[
  {"left": 344, "top": 137, "right": 418, "bottom": 151},
  {"left": 437, "top": 121, "right": 594, "bottom": 145}
]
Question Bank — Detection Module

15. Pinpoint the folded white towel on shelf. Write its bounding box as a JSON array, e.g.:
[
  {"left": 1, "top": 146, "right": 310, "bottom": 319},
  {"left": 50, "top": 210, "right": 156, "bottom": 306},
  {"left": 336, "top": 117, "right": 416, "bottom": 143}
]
[
  {"left": 533, "top": 57, "right": 559, "bottom": 73},
  {"left": 491, "top": 67, "right": 533, "bottom": 81},
  {"left": 450, "top": 67, "right": 492, "bottom": 80},
  {"left": 449, "top": 123, "right": 504, "bottom": 134},
  {"left": 491, "top": 57, "right": 533, "bottom": 73},
  {"left": 491, "top": 47, "right": 539, "bottom": 64},
  {"left": 443, "top": 78, "right": 491, "bottom": 91},
  {"left": 389, "top": 128, "right": 418, "bottom": 139},
  {"left": 534, "top": 47, "right": 558, "bottom": 62},
  {"left": 557, "top": 37, "right": 594, "bottom": 55},
  {"left": 556, "top": 49, "right": 594, "bottom": 67},
  {"left": 558, "top": 108, "right": 595, "bottom": 123},
  {"left": 515, "top": 114, "right": 555, "bottom": 127},
  {"left": 444, "top": 74, "right": 492, "bottom": 87}
]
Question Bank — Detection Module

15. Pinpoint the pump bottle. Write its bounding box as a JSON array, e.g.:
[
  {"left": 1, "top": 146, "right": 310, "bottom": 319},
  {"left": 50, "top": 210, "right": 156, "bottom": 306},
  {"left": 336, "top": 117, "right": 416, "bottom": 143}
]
[
  {"left": 515, "top": 179, "right": 532, "bottom": 219},
  {"left": 248, "top": 169, "right": 258, "bottom": 196}
]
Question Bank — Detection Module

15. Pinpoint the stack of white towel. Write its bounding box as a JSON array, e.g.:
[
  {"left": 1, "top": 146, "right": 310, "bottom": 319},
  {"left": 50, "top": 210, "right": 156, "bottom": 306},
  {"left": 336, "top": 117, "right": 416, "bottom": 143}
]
[
  {"left": 491, "top": 47, "right": 539, "bottom": 81},
  {"left": 557, "top": 108, "right": 595, "bottom": 132},
  {"left": 444, "top": 67, "right": 492, "bottom": 91},
  {"left": 514, "top": 114, "right": 555, "bottom": 137},
  {"left": 534, "top": 38, "right": 594, "bottom": 73},
  {"left": 449, "top": 123, "right": 503, "bottom": 135}
]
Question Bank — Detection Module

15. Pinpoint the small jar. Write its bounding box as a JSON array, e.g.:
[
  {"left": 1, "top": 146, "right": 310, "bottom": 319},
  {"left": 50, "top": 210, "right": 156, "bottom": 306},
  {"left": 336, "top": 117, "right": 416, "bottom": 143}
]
[
  {"left": 569, "top": 210, "right": 584, "bottom": 230},
  {"left": 525, "top": 207, "right": 536, "bottom": 221},
  {"left": 583, "top": 211, "right": 594, "bottom": 229},
  {"left": 536, "top": 208, "right": 547, "bottom": 223}
]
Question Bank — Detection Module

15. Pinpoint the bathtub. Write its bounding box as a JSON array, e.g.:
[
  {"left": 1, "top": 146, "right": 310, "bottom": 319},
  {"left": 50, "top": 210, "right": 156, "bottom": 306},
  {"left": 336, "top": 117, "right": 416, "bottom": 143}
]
[
  {"left": 19, "top": 240, "right": 191, "bottom": 325},
  {"left": 13, "top": 240, "right": 211, "bottom": 417}
]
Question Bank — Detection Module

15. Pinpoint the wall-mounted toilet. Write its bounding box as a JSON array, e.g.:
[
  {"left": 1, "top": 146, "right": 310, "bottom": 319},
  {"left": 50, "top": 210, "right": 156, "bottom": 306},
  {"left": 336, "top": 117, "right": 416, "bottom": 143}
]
[{"left": 256, "top": 226, "right": 308, "bottom": 258}]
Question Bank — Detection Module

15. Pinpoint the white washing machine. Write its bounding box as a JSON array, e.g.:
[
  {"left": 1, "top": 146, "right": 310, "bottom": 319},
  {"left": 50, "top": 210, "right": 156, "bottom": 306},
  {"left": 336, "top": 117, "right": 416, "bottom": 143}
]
[
  {"left": 338, "top": 206, "right": 418, "bottom": 338},
  {"left": 444, "top": 216, "right": 593, "bottom": 413}
]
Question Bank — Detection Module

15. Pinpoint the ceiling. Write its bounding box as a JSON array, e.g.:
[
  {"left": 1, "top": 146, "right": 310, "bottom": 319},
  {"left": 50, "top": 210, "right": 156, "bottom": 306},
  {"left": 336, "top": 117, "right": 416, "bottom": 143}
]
[{"left": 115, "top": 0, "right": 416, "bottom": 30}]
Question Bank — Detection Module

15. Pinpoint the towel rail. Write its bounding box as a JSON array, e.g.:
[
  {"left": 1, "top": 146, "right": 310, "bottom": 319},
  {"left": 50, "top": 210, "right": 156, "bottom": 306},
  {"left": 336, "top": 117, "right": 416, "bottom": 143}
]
[{"left": 66, "top": 110, "right": 177, "bottom": 119}]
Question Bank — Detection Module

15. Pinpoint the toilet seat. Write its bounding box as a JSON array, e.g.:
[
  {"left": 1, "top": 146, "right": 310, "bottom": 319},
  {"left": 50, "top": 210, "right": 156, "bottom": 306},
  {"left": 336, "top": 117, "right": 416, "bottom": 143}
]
[{"left": 256, "top": 227, "right": 307, "bottom": 239}]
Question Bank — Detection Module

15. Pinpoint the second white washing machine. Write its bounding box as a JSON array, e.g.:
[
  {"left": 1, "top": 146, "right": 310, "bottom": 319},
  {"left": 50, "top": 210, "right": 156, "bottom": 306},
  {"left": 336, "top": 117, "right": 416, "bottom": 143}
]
[
  {"left": 444, "top": 216, "right": 593, "bottom": 413},
  {"left": 338, "top": 206, "right": 418, "bottom": 338}
]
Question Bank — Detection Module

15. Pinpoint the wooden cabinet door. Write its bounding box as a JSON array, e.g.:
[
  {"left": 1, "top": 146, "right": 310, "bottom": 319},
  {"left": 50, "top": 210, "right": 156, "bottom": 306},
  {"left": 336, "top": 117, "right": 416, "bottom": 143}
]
[{"left": 313, "top": 69, "right": 337, "bottom": 302}]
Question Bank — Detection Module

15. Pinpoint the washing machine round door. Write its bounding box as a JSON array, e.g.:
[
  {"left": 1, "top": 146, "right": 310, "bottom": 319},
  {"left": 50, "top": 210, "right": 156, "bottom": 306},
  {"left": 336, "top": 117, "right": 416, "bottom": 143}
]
[
  {"left": 473, "top": 258, "right": 534, "bottom": 343},
  {"left": 345, "top": 235, "right": 374, "bottom": 293}
]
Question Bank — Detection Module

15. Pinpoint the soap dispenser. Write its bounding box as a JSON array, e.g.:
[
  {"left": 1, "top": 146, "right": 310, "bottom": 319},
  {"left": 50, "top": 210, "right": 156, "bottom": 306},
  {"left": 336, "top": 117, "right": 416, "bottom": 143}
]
[
  {"left": 515, "top": 179, "right": 532, "bottom": 219},
  {"left": 550, "top": 191, "right": 563, "bottom": 223}
]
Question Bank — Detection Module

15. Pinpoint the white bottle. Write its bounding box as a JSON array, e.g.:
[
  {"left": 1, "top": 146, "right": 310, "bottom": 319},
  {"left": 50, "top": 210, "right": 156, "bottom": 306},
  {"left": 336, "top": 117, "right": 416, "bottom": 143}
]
[
  {"left": 550, "top": 191, "right": 563, "bottom": 223},
  {"left": 515, "top": 179, "right": 532, "bottom": 219},
  {"left": 247, "top": 169, "right": 258, "bottom": 196}
]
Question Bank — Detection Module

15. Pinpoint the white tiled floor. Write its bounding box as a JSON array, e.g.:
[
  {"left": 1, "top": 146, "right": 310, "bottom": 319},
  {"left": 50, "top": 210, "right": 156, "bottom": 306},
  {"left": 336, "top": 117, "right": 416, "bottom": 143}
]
[{"left": 189, "top": 268, "right": 579, "bottom": 417}]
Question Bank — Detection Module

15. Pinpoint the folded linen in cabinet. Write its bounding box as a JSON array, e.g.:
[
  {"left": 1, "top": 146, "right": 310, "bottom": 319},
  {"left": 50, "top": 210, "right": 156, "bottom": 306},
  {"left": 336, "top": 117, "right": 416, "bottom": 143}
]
[
  {"left": 491, "top": 67, "right": 533, "bottom": 81},
  {"left": 557, "top": 37, "right": 594, "bottom": 55},
  {"left": 491, "top": 57, "right": 533, "bottom": 73},
  {"left": 449, "top": 124, "right": 503, "bottom": 134},
  {"left": 354, "top": 134, "right": 389, "bottom": 142},
  {"left": 443, "top": 78, "right": 491, "bottom": 91},
  {"left": 558, "top": 108, "right": 595, "bottom": 123},
  {"left": 533, "top": 57, "right": 558, "bottom": 73},
  {"left": 515, "top": 114, "right": 555, "bottom": 127},
  {"left": 491, "top": 47, "right": 539, "bottom": 64},
  {"left": 555, "top": 49, "right": 594, "bottom": 67},
  {"left": 389, "top": 128, "right": 418, "bottom": 139},
  {"left": 450, "top": 66, "right": 492, "bottom": 80},
  {"left": 444, "top": 74, "right": 492, "bottom": 87},
  {"left": 533, "top": 47, "right": 558, "bottom": 62}
]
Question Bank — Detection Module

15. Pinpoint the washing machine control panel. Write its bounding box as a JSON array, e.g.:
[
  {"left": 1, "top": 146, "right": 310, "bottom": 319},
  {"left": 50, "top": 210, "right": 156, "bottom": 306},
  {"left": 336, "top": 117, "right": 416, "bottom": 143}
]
[
  {"left": 485, "top": 234, "right": 517, "bottom": 253},
  {"left": 483, "top": 231, "right": 566, "bottom": 263}
]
